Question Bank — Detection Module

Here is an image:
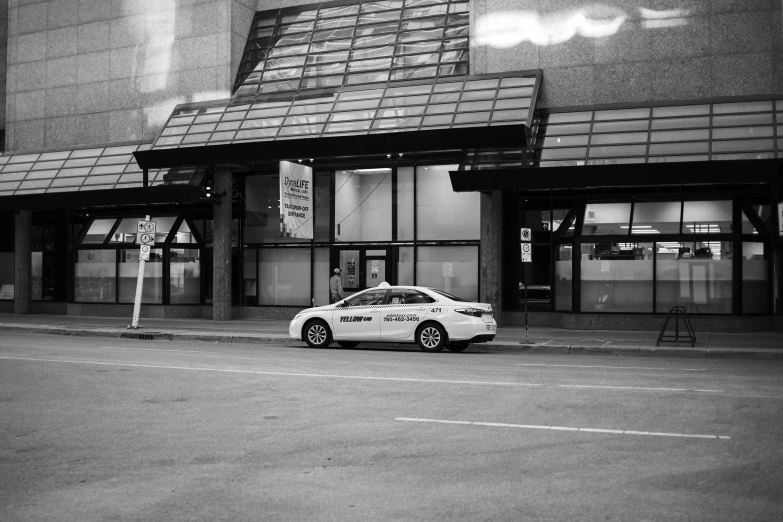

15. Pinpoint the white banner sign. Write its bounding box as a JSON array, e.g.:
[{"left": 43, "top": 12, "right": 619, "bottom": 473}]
[{"left": 279, "top": 161, "right": 313, "bottom": 239}]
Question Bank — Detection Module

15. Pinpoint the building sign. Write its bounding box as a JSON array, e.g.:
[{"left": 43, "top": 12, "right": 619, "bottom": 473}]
[
  {"left": 521, "top": 243, "right": 532, "bottom": 263},
  {"left": 0, "top": 284, "right": 13, "bottom": 300},
  {"left": 521, "top": 228, "right": 532, "bottom": 263},
  {"left": 279, "top": 161, "right": 313, "bottom": 239}
]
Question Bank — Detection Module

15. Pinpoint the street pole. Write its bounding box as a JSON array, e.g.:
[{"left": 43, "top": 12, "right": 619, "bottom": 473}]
[
  {"left": 524, "top": 262, "right": 528, "bottom": 341},
  {"left": 130, "top": 214, "right": 151, "bottom": 329}
]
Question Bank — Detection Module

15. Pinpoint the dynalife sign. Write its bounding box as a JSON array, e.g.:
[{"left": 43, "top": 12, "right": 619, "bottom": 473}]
[{"left": 279, "top": 161, "right": 314, "bottom": 239}]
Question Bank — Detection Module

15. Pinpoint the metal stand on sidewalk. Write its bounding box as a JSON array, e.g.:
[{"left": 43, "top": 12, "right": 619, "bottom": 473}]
[{"left": 657, "top": 306, "right": 697, "bottom": 347}]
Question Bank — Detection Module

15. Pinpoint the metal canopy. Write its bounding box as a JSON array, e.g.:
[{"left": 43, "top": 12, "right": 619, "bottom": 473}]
[
  {"left": 136, "top": 123, "right": 527, "bottom": 169},
  {"left": 0, "top": 184, "right": 204, "bottom": 211},
  {"left": 448, "top": 159, "right": 783, "bottom": 192}
]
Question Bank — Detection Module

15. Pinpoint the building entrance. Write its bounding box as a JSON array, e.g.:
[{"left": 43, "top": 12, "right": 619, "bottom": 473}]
[{"left": 332, "top": 248, "right": 391, "bottom": 296}]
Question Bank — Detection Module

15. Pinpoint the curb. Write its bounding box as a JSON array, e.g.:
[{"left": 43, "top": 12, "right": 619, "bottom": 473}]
[{"left": 1, "top": 324, "right": 781, "bottom": 360}]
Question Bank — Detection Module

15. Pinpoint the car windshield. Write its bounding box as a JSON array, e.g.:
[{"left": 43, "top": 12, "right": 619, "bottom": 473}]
[{"left": 428, "top": 289, "right": 469, "bottom": 302}]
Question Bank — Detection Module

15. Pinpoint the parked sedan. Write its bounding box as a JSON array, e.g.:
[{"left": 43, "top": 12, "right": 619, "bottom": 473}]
[{"left": 288, "top": 283, "right": 496, "bottom": 352}]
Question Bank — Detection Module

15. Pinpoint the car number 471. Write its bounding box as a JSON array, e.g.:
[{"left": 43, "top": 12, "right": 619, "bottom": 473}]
[{"left": 431, "top": 307, "right": 442, "bottom": 313}]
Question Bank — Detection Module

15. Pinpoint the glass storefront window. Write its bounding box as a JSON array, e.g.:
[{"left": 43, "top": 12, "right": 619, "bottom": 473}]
[
  {"left": 242, "top": 248, "right": 257, "bottom": 305},
  {"left": 334, "top": 168, "right": 392, "bottom": 241},
  {"left": 554, "top": 244, "right": 572, "bottom": 311},
  {"left": 314, "top": 172, "right": 332, "bottom": 241},
  {"left": 172, "top": 220, "right": 196, "bottom": 244},
  {"left": 82, "top": 219, "right": 116, "bottom": 243},
  {"left": 582, "top": 203, "right": 631, "bottom": 235},
  {"left": 258, "top": 248, "right": 311, "bottom": 305},
  {"left": 396, "top": 246, "right": 414, "bottom": 285},
  {"left": 682, "top": 200, "right": 732, "bottom": 234},
  {"left": 110, "top": 218, "right": 140, "bottom": 243},
  {"left": 32, "top": 252, "right": 42, "bottom": 300},
  {"left": 632, "top": 201, "right": 681, "bottom": 235},
  {"left": 580, "top": 242, "right": 653, "bottom": 312},
  {"left": 74, "top": 250, "right": 116, "bottom": 303},
  {"left": 169, "top": 248, "right": 200, "bottom": 304},
  {"left": 313, "top": 248, "right": 330, "bottom": 306},
  {"left": 743, "top": 242, "right": 768, "bottom": 314},
  {"left": 118, "top": 248, "right": 163, "bottom": 304},
  {"left": 416, "top": 165, "right": 479, "bottom": 240},
  {"left": 245, "top": 176, "right": 309, "bottom": 244},
  {"left": 0, "top": 252, "right": 14, "bottom": 300},
  {"left": 396, "top": 167, "right": 414, "bottom": 240},
  {"left": 656, "top": 241, "right": 732, "bottom": 313},
  {"left": 416, "top": 245, "right": 478, "bottom": 301}
]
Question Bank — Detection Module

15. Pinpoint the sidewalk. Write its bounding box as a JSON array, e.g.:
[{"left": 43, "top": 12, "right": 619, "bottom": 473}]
[{"left": 0, "top": 313, "right": 781, "bottom": 360}]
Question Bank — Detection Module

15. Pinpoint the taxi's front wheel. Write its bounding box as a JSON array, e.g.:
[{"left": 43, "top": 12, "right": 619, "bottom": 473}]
[
  {"left": 304, "top": 320, "right": 332, "bottom": 348},
  {"left": 416, "top": 323, "right": 446, "bottom": 352}
]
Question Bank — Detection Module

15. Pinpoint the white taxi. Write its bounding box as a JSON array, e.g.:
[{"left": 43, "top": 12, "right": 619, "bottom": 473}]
[{"left": 288, "top": 282, "right": 496, "bottom": 352}]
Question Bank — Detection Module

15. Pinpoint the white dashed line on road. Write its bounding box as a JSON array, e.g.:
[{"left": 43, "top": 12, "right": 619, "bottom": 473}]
[
  {"left": 395, "top": 418, "right": 731, "bottom": 440},
  {"left": 515, "top": 363, "right": 705, "bottom": 371},
  {"left": 0, "top": 356, "right": 723, "bottom": 394}
]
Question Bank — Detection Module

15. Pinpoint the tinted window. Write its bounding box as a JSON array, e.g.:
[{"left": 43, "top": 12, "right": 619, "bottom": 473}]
[
  {"left": 344, "top": 289, "right": 387, "bottom": 306},
  {"left": 429, "top": 289, "right": 469, "bottom": 302},
  {"left": 389, "top": 290, "right": 435, "bottom": 304}
]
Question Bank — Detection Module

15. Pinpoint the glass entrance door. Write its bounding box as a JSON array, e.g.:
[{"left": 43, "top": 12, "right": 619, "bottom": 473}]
[{"left": 333, "top": 248, "right": 390, "bottom": 295}]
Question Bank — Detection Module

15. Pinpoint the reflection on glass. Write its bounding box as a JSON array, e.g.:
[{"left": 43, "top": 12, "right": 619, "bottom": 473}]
[
  {"left": 416, "top": 165, "right": 479, "bottom": 240},
  {"left": 313, "top": 248, "right": 330, "bottom": 306},
  {"left": 170, "top": 248, "right": 200, "bottom": 304},
  {"left": 582, "top": 203, "right": 631, "bottom": 235},
  {"left": 258, "top": 248, "right": 311, "bottom": 305},
  {"left": 580, "top": 242, "right": 653, "bottom": 313},
  {"left": 416, "top": 246, "right": 478, "bottom": 301},
  {"left": 74, "top": 250, "right": 116, "bottom": 303},
  {"left": 82, "top": 219, "right": 116, "bottom": 244},
  {"left": 742, "top": 242, "right": 768, "bottom": 314},
  {"left": 555, "top": 245, "right": 572, "bottom": 311},
  {"left": 242, "top": 248, "right": 257, "bottom": 305},
  {"left": 396, "top": 167, "right": 414, "bottom": 240},
  {"left": 656, "top": 241, "right": 732, "bottom": 313},
  {"left": 334, "top": 169, "right": 392, "bottom": 241},
  {"left": 682, "top": 200, "right": 732, "bottom": 234},
  {"left": 397, "top": 246, "right": 414, "bottom": 285},
  {"left": 632, "top": 201, "right": 681, "bottom": 235},
  {"left": 118, "top": 248, "right": 163, "bottom": 304}
]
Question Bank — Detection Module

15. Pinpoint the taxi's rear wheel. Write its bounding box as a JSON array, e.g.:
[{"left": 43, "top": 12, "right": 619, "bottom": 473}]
[
  {"left": 337, "top": 341, "right": 360, "bottom": 349},
  {"left": 303, "top": 320, "right": 331, "bottom": 348},
  {"left": 416, "top": 323, "right": 446, "bottom": 352},
  {"left": 447, "top": 341, "right": 470, "bottom": 352}
]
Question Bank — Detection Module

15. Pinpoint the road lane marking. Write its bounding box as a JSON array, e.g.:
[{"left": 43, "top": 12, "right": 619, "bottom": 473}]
[
  {"left": 395, "top": 418, "right": 731, "bottom": 440},
  {"left": 558, "top": 384, "right": 722, "bottom": 393},
  {"left": 0, "top": 356, "right": 723, "bottom": 394},
  {"left": 515, "top": 363, "right": 705, "bottom": 371}
]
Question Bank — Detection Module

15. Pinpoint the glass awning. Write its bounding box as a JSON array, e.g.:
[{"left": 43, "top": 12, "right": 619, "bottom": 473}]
[
  {"left": 535, "top": 99, "right": 782, "bottom": 167},
  {"left": 153, "top": 72, "right": 540, "bottom": 149},
  {"left": 0, "top": 144, "right": 207, "bottom": 198}
]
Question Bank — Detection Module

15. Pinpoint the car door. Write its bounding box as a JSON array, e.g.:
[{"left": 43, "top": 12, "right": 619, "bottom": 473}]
[
  {"left": 332, "top": 288, "right": 387, "bottom": 340},
  {"left": 380, "top": 289, "right": 435, "bottom": 339}
]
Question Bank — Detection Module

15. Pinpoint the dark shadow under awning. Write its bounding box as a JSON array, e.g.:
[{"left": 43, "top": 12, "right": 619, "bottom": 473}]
[
  {"left": 135, "top": 124, "right": 527, "bottom": 169},
  {"left": 0, "top": 184, "right": 203, "bottom": 211},
  {"left": 449, "top": 159, "right": 783, "bottom": 192}
]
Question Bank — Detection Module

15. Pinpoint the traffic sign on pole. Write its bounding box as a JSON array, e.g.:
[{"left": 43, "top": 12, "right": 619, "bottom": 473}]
[
  {"left": 130, "top": 216, "right": 154, "bottom": 329},
  {"left": 520, "top": 228, "right": 532, "bottom": 241}
]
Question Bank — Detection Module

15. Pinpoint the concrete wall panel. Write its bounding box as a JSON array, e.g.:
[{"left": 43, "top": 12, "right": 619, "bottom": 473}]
[
  {"left": 473, "top": 0, "right": 782, "bottom": 108},
  {"left": 6, "top": 0, "right": 239, "bottom": 152}
]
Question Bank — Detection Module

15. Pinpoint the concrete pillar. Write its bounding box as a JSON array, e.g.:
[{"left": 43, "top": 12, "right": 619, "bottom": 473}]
[
  {"left": 479, "top": 191, "right": 503, "bottom": 325},
  {"left": 14, "top": 210, "right": 32, "bottom": 314},
  {"left": 213, "top": 167, "right": 233, "bottom": 321}
]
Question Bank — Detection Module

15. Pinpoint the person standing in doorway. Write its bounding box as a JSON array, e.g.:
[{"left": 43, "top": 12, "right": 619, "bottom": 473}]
[{"left": 330, "top": 268, "right": 344, "bottom": 304}]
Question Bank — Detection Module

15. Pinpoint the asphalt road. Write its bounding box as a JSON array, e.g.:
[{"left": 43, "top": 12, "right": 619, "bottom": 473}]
[{"left": 1, "top": 332, "right": 782, "bottom": 522}]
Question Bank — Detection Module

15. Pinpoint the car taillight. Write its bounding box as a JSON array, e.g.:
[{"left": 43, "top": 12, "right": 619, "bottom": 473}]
[{"left": 455, "top": 308, "right": 484, "bottom": 317}]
